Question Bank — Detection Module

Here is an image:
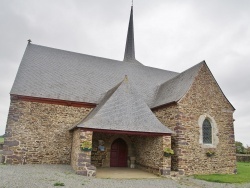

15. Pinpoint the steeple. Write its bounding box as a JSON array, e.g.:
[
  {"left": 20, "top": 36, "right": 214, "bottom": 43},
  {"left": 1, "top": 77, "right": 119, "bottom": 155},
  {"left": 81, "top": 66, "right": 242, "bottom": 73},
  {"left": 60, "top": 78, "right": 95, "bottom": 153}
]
[{"left": 123, "top": 6, "right": 137, "bottom": 63}]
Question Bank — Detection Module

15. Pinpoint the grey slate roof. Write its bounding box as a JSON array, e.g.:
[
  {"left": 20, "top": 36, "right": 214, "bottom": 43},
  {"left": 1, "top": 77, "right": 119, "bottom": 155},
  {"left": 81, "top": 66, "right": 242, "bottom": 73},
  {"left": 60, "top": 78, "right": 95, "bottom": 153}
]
[
  {"left": 10, "top": 43, "right": 180, "bottom": 107},
  {"left": 75, "top": 76, "right": 173, "bottom": 134},
  {"left": 151, "top": 62, "right": 204, "bottom": 108},
  {"left": 10, "top": 4, "right": 207, "bottom": 109}
]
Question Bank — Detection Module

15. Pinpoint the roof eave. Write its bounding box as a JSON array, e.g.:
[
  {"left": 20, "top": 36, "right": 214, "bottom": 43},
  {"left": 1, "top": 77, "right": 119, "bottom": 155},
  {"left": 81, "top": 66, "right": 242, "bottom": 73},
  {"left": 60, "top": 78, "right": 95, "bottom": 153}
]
[
  {"left": 151, "top": 101, "right": 177, "bottom": 110},
  {"left": 73, "top": 127, "right": 172, "bottom": 136}
]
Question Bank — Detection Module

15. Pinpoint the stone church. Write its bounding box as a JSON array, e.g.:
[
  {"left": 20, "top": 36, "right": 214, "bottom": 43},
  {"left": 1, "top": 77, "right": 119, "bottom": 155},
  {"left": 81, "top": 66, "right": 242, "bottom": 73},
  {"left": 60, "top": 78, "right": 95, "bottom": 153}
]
[{"left": 3, "top": 6, "right": 236, "bottom": 177}]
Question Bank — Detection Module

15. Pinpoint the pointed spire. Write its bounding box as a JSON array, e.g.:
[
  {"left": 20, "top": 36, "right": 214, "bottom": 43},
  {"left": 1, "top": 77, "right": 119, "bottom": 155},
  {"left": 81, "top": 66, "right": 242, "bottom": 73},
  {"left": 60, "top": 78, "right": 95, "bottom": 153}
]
[{"left": 123, "top": 6, "right": 136, "bottom": 63}]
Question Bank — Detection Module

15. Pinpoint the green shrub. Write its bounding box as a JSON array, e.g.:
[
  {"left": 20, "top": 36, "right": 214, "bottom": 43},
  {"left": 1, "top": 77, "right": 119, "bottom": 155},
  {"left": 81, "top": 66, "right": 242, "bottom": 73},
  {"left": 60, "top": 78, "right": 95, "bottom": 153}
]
[{"left": 54, "top": 182, "right": 65, "bottom": 186}]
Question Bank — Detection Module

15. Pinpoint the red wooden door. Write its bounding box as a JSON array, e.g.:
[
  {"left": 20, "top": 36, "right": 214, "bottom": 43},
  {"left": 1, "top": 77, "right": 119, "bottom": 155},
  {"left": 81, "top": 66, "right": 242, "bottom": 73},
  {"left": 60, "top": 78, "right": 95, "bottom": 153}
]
[{"left": 110, "top": 138, "right": 128, "bottom": 167}]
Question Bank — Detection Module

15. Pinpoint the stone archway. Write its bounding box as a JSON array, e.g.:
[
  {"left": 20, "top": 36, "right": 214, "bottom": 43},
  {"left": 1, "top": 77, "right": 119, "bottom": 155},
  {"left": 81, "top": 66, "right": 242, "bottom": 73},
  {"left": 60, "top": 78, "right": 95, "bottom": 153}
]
[
  {"left": 91, "top": 133, "right": 135, "bottom": 168},
  {"left": 110, "top": 138, "right": 128, "bottom": 167}
]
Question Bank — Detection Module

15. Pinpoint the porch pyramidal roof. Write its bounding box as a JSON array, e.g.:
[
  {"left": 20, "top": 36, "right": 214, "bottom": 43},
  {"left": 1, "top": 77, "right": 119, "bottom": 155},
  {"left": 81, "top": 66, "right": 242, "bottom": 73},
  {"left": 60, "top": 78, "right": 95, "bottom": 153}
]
[{"left": 75, "top": 76, "right": 173, "bottom": 135}]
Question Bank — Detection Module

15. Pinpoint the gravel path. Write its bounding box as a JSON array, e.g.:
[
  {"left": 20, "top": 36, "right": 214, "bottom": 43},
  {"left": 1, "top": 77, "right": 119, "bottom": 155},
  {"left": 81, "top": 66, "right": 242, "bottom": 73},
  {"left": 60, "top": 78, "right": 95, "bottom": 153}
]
[{"left": 0, "top": 164, "right": 249, "bottom": 188}]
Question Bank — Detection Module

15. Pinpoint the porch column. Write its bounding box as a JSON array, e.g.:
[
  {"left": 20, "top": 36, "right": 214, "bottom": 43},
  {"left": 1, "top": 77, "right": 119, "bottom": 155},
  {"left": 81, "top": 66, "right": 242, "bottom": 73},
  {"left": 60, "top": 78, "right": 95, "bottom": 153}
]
[
  {"left": 71, "top": 128, "right": 96, "bottom": 177},
  {"left": 160, "top": 135, "right": 172, "bottom": 176}
]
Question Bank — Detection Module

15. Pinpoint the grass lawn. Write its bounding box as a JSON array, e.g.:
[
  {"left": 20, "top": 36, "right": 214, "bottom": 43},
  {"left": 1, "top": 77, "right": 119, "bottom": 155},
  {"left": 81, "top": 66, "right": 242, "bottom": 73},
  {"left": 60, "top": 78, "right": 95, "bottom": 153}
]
[
  {"left": 0, "top": 137, "right": 4, "bottom": 143},
  {"left": 194, "top": 162, "right": 250, "bottom": 183}
]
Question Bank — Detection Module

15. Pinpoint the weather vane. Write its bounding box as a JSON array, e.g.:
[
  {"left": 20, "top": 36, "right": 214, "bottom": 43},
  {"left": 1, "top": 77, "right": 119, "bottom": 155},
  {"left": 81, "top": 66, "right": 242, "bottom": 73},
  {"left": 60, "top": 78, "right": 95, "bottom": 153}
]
[{"left": 132, "top": 0, "right": 133, "bottom": 6}]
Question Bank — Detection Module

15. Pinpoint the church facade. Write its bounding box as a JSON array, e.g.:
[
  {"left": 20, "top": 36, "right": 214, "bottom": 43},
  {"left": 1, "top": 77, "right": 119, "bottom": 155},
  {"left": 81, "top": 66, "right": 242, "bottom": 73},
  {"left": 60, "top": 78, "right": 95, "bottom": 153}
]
[{"left": 3, "top": 6, "right": 236, "bottom": 177}]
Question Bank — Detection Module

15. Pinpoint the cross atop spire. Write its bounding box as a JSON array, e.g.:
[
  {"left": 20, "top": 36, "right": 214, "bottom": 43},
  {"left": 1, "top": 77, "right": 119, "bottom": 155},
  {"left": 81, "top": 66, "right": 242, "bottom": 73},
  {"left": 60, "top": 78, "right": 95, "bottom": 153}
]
[{"left": 123, "top": 5, "right": 139, "bottom": 64}]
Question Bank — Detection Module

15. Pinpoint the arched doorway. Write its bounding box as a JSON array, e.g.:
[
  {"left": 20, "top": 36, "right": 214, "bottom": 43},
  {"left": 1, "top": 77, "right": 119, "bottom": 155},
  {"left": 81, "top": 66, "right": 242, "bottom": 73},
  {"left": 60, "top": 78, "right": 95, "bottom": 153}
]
[{"left": 110, "top": 138, "right": 128, "bottom": 167}]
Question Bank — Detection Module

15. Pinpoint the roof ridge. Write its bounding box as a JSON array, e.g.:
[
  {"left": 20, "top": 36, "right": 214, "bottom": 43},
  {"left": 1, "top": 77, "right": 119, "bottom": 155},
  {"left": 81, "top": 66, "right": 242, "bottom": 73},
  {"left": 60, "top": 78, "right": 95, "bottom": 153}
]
[
  {"left": 28, "top": 43, "right": 124, "bottom": 63},
  {"left": 69, "top": 79, "right": 124, "bottom": 131},
  {"left": 159, "top": 61, "right": 205, "bottom": 90}
]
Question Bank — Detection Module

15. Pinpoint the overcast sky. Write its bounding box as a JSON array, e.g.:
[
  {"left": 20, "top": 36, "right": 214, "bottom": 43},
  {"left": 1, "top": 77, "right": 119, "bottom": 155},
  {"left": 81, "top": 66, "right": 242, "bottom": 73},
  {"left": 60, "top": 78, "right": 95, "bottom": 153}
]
[{"left": 1, "top": 0, "right": 249, "bottom": 146}]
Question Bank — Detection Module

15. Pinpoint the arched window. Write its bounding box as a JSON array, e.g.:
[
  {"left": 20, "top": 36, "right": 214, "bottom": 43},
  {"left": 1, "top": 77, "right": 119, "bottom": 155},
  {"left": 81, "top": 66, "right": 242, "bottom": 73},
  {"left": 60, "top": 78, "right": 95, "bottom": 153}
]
[{"left": 203, "top": 119, "right": 212, "bottom": 144}]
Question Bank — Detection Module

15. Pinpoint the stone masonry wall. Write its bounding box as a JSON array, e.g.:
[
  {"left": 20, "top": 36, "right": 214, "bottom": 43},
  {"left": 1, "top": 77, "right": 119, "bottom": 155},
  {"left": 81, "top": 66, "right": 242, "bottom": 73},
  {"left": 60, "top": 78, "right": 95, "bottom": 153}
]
[
  {"left": 155, "top": 63, "right": 236, "bottom": 175},
  {"left": 133, "top": 135, "right": 171, "bottom": 176},
  {"left": 71, "top": 129, "right": 81, "bottom": 171},
  {"left": 91, "top": 132, "right": 110, "bottom": 167},
  {"left": 177, "top": 63, "right": 236, "bottom": 175},
  {"left": 154, "top": 105, "right": 179, "bottom": 171},
  {"left": 3, "top": 99, "right": 92, "bottom": 164},
  {"left": 71, "top": 129, "right": 96, "bottom": 176}
]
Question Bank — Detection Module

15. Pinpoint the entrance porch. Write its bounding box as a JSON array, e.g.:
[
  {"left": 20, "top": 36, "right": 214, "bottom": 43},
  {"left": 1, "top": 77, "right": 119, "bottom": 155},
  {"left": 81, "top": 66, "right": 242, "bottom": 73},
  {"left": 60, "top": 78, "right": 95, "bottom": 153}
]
[{"left": 70, "top": 128, "right": 172, "bottom": 177}]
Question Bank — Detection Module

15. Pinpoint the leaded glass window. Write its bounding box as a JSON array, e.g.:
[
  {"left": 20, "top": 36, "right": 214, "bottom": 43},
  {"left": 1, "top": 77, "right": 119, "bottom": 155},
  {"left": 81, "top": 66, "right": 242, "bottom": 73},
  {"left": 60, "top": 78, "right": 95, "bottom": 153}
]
[{"left": 203, "top": 119, "right": 212, "bottom": 144}]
